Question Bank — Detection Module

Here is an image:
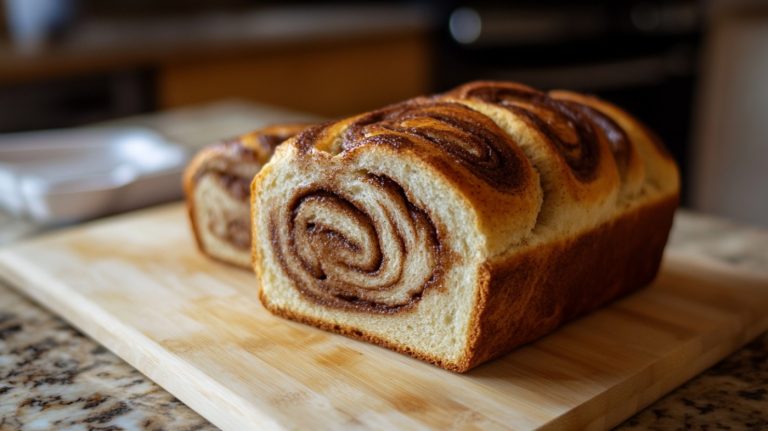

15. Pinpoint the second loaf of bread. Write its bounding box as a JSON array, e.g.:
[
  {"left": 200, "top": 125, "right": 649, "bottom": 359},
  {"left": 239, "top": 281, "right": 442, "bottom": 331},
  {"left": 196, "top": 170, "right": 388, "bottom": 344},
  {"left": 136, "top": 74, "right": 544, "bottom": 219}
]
[
  {"left": 184, "top": 124, "right": 307, "bottom": 268},
  {"left": 253, "top": 81, "right": 679, "bottom": 372}
]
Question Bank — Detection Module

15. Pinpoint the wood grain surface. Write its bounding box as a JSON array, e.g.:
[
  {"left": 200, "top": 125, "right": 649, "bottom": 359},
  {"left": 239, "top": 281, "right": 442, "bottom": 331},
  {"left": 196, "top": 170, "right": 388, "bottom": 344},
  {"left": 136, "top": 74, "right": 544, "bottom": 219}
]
[{"left": 0, "top": 203, "right": 766, "bottom": 431}]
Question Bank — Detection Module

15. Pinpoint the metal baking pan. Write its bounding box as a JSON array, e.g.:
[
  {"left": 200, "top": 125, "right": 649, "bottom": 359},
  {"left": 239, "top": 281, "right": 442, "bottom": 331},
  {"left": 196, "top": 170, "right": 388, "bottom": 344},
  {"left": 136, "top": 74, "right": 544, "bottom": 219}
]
[{"left": 0, "top": 127, "right": 188, "bottom": 225}]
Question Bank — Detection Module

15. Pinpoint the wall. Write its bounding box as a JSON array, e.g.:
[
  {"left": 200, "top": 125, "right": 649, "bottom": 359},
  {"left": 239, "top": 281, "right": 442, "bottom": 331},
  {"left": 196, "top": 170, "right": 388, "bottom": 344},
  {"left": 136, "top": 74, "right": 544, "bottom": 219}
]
[{"left": 692, "top": 5, "right": 768, "bottom": 227}]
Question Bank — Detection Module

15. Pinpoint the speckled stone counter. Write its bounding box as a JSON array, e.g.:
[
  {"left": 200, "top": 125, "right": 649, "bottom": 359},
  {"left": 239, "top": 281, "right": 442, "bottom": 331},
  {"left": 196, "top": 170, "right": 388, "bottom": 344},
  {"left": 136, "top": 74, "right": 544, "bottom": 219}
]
[
  {"left": 0, "top": 283, "right": 213, "bottom": 431},
  {"left": 1, "top": 210, "right": 767, "bottom": 430}
]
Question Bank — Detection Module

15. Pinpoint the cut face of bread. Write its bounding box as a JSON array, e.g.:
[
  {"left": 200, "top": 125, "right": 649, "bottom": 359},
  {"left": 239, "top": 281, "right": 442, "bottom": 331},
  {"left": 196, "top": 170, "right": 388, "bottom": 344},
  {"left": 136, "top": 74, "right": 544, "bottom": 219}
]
[
  {"left": 252, "top": 81, "right": 679, "bottom": 372},
  {"left": 184, "top": 124, "right": 308, "bottom": 268}
]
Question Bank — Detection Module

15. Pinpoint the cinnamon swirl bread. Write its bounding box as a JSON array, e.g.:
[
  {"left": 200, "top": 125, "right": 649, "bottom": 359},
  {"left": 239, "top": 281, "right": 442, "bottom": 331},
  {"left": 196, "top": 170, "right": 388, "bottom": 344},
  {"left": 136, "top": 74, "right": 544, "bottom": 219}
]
[
  {"left": 252, "top": 81, "right": 679, "bottom": 372},
  {"left": 184, "top": 124, "right": 307, "bottom": 268}
]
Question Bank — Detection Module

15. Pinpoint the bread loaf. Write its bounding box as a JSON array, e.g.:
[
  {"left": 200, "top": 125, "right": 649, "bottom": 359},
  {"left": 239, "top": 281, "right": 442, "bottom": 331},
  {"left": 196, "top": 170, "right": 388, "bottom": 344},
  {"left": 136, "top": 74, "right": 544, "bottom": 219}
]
[
  {"left": 252, "top": 81, "right": 679, "bottom": 372},
  {"left": 184, "top": 124, "right": 307, "bottom": 268}
]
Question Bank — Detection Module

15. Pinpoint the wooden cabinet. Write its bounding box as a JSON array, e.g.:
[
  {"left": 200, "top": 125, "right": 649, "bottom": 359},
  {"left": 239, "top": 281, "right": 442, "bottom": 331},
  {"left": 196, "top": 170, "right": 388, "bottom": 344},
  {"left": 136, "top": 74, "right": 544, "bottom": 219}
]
[
  {"left": 158, "top": 33, "right": 429, "bottom": 118},
  {"left": 0, "top": 20, "right": 431, "bottom": 130}
]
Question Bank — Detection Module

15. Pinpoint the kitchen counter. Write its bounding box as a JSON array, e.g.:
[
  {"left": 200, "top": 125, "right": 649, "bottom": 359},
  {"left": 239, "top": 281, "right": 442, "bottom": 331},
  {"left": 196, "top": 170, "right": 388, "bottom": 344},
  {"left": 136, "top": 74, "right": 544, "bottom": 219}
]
[
  {"left": 0, "top": 210, "right": 766, "bottom": 430},
  {"left": 1, "top": 102, "right": 767, "bottom": 430}
]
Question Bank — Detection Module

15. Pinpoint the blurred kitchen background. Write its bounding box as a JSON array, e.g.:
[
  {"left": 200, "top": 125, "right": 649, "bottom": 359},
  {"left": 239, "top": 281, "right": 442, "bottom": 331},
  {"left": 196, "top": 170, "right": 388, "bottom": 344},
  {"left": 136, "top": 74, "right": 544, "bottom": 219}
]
[{"left": 0, "top": 0, "right": 766, "bottom": 237}]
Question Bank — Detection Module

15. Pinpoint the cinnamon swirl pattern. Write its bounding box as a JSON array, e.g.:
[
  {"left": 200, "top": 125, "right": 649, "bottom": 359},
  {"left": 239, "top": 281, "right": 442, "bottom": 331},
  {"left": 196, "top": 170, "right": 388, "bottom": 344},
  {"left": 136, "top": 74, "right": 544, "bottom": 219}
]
[
  {"left": 338, "top": 101, "right": 531, "bottom": 193},
  {"left": 269, "top": 174, "right": 444, "bottom": 313},
  {"left": 263, "top": 98, "right": 540, "bottom": 313},
  {"left": 451, "top": 82, "right": 605, "bottom": 181},
  {"left": 253, "top": 81, "right": 679, "bottom": 372},
  {"left": 184, "top": 124, "right": 308, "bottom": 268}
]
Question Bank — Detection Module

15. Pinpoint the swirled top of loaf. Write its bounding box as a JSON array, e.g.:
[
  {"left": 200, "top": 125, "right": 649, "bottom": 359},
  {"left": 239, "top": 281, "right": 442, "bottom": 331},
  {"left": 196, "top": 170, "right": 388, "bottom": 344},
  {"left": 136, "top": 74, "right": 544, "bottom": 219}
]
[
  {"left": 276, "top": 80, "right": 679, "bottom": 256},
  {"left": 254, "top": 81, "right": 679, "bottom": 318}
]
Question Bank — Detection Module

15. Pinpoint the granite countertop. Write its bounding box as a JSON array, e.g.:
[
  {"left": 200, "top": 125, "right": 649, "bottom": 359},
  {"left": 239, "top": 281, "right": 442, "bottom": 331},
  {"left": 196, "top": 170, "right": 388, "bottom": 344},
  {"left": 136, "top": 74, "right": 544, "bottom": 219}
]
[{"left": 0, "top": 210, "right": 766, "bottom": 430}]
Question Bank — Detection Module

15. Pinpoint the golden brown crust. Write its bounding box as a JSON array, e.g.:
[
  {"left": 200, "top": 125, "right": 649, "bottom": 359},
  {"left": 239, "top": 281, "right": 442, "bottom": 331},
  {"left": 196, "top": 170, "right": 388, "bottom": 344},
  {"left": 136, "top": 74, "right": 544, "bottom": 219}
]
[
  {"left": 465, "top": 193, "right": 679, "bottom": 370},
  {"left": 183, "top": 124, "right": 309, "bottom": 268}
]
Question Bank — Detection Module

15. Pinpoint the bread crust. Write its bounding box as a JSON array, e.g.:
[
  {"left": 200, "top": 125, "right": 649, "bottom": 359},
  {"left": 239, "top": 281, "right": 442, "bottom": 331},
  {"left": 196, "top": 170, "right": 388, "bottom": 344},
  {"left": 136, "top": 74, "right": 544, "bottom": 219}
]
[{"left": 465, "top": 193, "right": 678, "bottom": 370}]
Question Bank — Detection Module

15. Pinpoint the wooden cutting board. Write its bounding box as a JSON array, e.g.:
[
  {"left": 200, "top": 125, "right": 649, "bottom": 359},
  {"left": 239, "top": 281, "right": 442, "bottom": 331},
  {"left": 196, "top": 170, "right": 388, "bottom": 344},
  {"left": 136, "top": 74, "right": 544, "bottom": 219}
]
[{"left": 0, "top": 204, "right": 766, "bottom": 431}]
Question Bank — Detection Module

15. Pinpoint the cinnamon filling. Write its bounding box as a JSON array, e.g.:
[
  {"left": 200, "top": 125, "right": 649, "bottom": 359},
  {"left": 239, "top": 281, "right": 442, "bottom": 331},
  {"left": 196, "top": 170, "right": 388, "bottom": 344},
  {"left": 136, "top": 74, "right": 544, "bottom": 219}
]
[
  {"left": 204, "top": 173, "right": 252, "bottom": 250},
  {"left": 571, "top": 103, "right": 631, "bottom": 176},
  {"left": 216, "top": 172, "right": 252, "bottom": 201},
  {"left": 458, "top": 84, "right": 605, "bottom": 181},
  {"left": 269, "top": 174, "right": 446, "bottom": 313},
  {"left": 224, "top": 218, "right": 251, "bottom": 250}
]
